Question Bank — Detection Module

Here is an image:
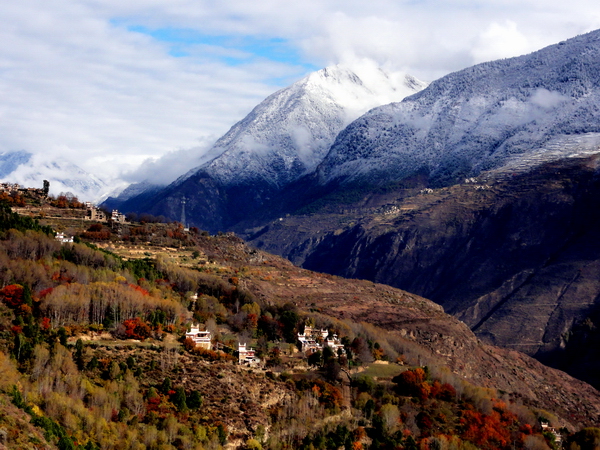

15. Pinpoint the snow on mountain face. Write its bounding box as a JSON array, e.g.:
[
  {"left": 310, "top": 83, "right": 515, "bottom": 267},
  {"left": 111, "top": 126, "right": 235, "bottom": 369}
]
[
  {"left": 0, "top": 150, "right": 32, "bottom": 178},
  {"left": 185, "top": 64, "right": 427, "bottom": 188},
  {"left": 0, "top": 150, "right": 107, "bottom": 201},
  {"left": 319, "top": 30, "right": 600, "bottom": 186}
]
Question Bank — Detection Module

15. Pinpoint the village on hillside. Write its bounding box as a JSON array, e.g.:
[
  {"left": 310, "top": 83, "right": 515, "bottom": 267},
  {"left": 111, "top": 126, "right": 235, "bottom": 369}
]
[
  {"left": 1, "top": 179, "right": 127, "bottom": 235},
  {"left": 1, "top": 180, "right": 364, "bottom": 368},
  {"left": 185, "top": 317, "right": 347, "bottom": 367},
  {"left": 0, "top": 178, "right": 583, "bottom": 449}
]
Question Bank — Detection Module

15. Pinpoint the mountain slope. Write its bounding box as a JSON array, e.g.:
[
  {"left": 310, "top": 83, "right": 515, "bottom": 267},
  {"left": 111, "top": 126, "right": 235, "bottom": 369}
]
[
  {"left": 316, "top": 30, "right": 600, "bottom": 188},
  {"left": 114, "top": 65, "right": 426, "bottom": 231},
  {"left": 117, "top": 30, "right": 600, "bottom": 393},
  {"left": 189, "top": 64, "right": 426, "bottom": 188},
  {"left": 237, "top": 235, "right": 600, "bottom": 427},
  {"left": 3, "top": 202, "right": 600, "bottom": 446},
  {"left": 238, "top": 31, "right": 600, "bottom": 390}
]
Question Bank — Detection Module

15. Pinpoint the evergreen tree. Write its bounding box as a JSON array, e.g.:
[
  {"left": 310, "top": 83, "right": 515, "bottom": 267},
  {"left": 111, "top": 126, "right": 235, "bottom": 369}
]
[
  {"left": 172, "top": 386, "right": 188, "bottom": 412},
  {"left": 74, "top": 338, "right": 85, "bottom": 370},
  {"left": 57, "top": 327, "right": 68, "bottom": 347},
  {"left": 188, "top": 390, "right": 203, "bottom": 410},
  {"left": 160, "top": 377, "right": 172, "bottom": 395}
]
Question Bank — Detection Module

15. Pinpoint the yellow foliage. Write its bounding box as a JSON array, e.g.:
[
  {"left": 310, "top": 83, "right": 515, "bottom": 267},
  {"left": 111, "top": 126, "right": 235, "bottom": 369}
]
[
  {"left": 241, "top": 302, "right": 261, "bottom": 316},
  {"left": 29, "top": 404, "right": 43, "bottom": 416},
  {"left": 246, "top": 438, "right": 262, "bottom": 450}
]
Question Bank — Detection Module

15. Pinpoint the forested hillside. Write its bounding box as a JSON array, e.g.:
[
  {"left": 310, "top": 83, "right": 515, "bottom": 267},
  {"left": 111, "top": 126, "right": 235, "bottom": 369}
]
[{"left": 0, "top": 201, "right": 599, "bottom": 449}]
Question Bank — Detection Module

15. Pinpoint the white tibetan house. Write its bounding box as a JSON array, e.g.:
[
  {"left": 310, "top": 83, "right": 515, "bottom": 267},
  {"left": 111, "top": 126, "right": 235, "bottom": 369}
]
[{"left": 186, "top": 325, "right": 212, "bottom": 350}]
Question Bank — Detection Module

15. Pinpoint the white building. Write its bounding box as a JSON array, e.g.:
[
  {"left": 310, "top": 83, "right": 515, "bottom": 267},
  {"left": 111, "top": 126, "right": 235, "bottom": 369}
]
[
  {"left": 111, "top": 209, "right": 127, "bottom": 223},
  {"left": 324, "top": 333, "right": 346, "bottom": 355},
  {"left": 298, "top": 325, "right": 346, "bottom": 356},
  {"left": 298, "top": 326, "right": 323, "bottom": 354},
  {"left": 186, "top": 325, "right": 212, "bottom": 350},
  {"left": 238, "top": 342, "right": 259, "bottom": 365},
  {"left": 55, "top": 232, "right": 74, "bottom": 243}
]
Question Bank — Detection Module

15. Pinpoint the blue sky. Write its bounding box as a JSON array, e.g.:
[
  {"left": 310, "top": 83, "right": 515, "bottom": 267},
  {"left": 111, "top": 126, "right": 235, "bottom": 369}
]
[
  {"left": 0, "top": 0, "right": 599, "bottom": 196},
  {"left": 126, "top": 25, "right": 317, "bottom": 70}
]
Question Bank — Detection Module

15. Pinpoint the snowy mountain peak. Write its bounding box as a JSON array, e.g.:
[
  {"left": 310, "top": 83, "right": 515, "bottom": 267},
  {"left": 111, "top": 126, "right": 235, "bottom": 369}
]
[
  {"left": 301, "top": 64, "right": 427, "bottom": 122},
  {"left": 308, "top": 65, "right": 363, "bottom": 85},
  {"left": 180, "top": 64, "right": 427, "bottom": 188}
]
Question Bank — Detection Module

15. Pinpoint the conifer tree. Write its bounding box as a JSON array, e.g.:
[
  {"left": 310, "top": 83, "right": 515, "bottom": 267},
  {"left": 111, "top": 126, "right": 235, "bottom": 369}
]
[{"left": 172, "top": 386, "right": 188, "bottom": 412}]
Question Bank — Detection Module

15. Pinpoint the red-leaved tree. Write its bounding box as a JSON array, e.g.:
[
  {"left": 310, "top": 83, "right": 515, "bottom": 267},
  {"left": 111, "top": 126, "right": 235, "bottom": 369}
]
[
  {"left": 1, "top": 284, "right": 24, "bottom": 308},
  {"left": 122, "top": 317, "right": 152, "bottom": 340}
]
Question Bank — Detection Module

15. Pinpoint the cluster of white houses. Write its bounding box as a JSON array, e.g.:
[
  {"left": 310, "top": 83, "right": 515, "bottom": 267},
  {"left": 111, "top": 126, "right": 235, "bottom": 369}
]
[
  {"left": 0, "top": 182, "right": 126, "bottom": 225},
  {"left": 53, "top": 203, "right": 126, "bottom": 244},
  {"left": 85, "top": 202, "right": 127, "bottom": 224},
  {"left": 540, "top": 423, "right": 562, "bottom": 446},
  {"left": 297, "top": 326, "right": 345, "bottom": 356},
  {"left": 55, "top": 232, "right": 74, "bottom": 244},
  {"left": 0, "top": 182, "right": 23, "bottom": 193},
  {"left": 185, "top": 323, "right": 345, "bottom": 366},
  {"left": 184, "top": 325, "right": 259, "bottom": 365}
]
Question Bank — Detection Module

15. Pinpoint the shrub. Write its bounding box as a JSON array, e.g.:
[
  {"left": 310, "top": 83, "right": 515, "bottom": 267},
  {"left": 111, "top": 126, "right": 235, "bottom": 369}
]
[
  {"left": 246, "top": 438, "right": 262, "bottom": 450},
  {"left": 122, "top": 317, "right": 152, "bottom": 340}
]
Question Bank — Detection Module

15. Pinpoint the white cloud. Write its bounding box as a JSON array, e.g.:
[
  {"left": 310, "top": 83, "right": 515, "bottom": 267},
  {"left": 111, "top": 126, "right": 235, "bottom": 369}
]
[
  {"left": 0, "top": 1, "right": 299, "bottom": 185},
  {"left": 1, "top": 151, "right": 107, "bottom": 200},
  {"left": 471, "top": 21, "right": 537, "bottom": 63},
  {"left": 0, "top": 0, "right": 599, "bottom": 192},
  {"left": 290, "top": 125, "right": 314, "bottom": 166},
  {"left": 530, "top": 88, "right": 570, "bottom": 110},
  {"left": 122, "top": 135, "right": 220, "bottom": 185}
]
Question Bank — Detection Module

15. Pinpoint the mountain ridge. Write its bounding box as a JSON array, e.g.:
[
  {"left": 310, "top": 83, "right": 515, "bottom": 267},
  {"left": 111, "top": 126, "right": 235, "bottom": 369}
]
[
  {"left": 109, "top": 64, "right": 427, "bottom": 230},
  {"left": 182, "top": 64, "right": 427, "bottom": 188},
  {"left": 315, "top": 29, "right": 600, "bottom": 188}
]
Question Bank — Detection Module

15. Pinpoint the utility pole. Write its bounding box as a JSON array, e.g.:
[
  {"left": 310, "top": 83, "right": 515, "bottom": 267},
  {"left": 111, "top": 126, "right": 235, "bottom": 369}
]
[{"left": 181, "top": 196, "right": 187, "bottom": 229}]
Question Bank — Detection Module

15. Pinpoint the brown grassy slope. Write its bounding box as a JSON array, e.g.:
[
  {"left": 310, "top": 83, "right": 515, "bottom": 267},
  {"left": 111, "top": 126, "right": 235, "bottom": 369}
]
[
  {"left": 83, "top": 344, "right": 290, "bottom": 441},
  {"left": 227, "top": 246, "right": 600, "bottom": 427}
]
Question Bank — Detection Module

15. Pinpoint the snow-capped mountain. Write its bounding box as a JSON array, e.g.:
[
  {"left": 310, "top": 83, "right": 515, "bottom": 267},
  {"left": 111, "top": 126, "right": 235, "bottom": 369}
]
[
  {"left": 318, "top": 30, "right": 600, "bottom": 187},
  {"left": 0, "top": 150, "right": 108, "bottom": 201},
  {"left": 113, "top": 64, "right": 426, "bottom": 230},
  {"left": 179, "top": 63, "right": 427, "bottom": 189}
]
